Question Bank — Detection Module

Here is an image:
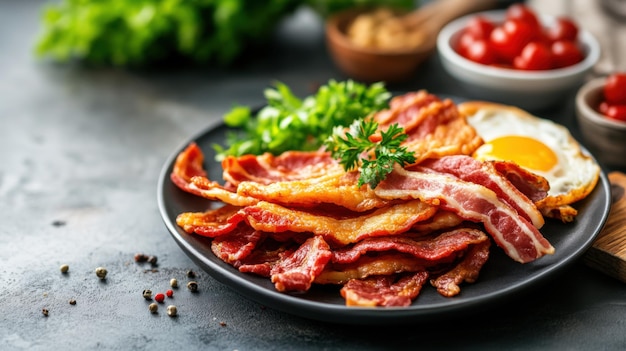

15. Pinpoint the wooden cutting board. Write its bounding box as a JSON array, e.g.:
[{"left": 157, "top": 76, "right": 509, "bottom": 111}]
[{"left": 583, "top": 171, "right": 626, "bottom": 283}]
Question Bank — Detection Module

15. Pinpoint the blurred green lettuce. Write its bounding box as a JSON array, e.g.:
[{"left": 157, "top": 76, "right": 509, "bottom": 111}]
[{"left": 34, "top": 0, "right": 414, "bottom": 67}]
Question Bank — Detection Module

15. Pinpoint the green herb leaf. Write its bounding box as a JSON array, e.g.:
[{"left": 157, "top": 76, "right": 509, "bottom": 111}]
[
  {"left": 215, "top": 79, "right": 391, "bottom": 160},
  {"left": 324, "top": 119, "right": 416, "bottom": 189}
]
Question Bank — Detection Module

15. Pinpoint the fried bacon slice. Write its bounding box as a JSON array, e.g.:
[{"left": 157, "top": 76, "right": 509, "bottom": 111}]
[
  {"left": 375, "top": 165, "right": 555, "bottom": 263},
  {"left": 176, "top": 204, "right": 245, "bottom": 237},
  {"left": 242, "top": 200, "right": 437, "bottom": 246},
  {"left": 237, "top": 170, "right": 389, "bottom": 212},
  {"left": 331, "top": 228, "right": 488, "bottom": 265},
  {"left": 315, "top": 228, "right": 488, "bottom": 285},
  {"left": 222, "top": 151, "right": 341, "bottom": 186},
  {"left": 210, "top": 225, "right": 264, "bottom": 264},
  {"left": 373, "top": 90, "right": 483, "bottom": 163},
  {"left": 415, "top": 155, "right": 546, "bottom": 229},
  {"left": 170, "top": 143, "right": 257, "bottom": 207},
  {"left": 430, "top": 239, "right": 490, "bottom": 297},
  {"left": 340, "top": 272, "right": 430, "bottom": 307},
  {"left": 270, "top": 236, "right": 332, "bottom": 292}
]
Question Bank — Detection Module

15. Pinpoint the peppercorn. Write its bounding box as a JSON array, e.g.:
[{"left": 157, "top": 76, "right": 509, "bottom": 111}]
[
  {"left": 166, "top": 305, "right": 177, "bottom": 317},
  {"left": 60, "top": 264, "right": 69, "bottom": 273},
  {"left": 142, "top": 289, "right": 152, "bottom": 300},
  {"left": 149, "top": 303, "right": 158, "bottom": 314},
  {"left": 69, "top": 299, "right": 76, "bottom": 305},
  {"left": 166, "top": 289, "right": 173, "bottom": 298},
  {"left": 187, "top": 281, "right": 198, "bottom": 292},
  {"left": 154, "top": 293, "right": 165, "bottom": 303},
  {"left": 134, "top": 253, "right": 147, "bottom": 262},
  {"left": 95, "top": 267, "right": 107, "bottom": 280},
  {"left": 186, "top": 270, "right": 196, "bottom": 278},
  {"left": 169, "top": 278, "right": 178, "bottom": 288},
  {"left": 147, "top": 255, "right": 158, "bottom": 265},
  {"left": 42, "top": 308, "right": 49, "bottom": 317}
]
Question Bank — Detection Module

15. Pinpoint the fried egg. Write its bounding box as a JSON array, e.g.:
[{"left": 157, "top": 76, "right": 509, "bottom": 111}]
[{"left": 459, "top": 102, "right": 600, "bottom": 214}]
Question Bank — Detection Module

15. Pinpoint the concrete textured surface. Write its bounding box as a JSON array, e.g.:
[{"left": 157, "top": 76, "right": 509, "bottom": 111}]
[{"left": 1, "top": 1, "right": 625, "bottom": 350}]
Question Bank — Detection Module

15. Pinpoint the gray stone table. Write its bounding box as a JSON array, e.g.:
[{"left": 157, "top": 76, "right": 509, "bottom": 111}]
[{"left": 1, "top": 1, "right": 624, "bottom": 350}]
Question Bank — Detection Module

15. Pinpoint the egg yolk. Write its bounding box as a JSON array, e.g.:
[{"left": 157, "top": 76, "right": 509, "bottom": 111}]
[{"left": 474, "top": 135, "right": 557, "bottom": 172}]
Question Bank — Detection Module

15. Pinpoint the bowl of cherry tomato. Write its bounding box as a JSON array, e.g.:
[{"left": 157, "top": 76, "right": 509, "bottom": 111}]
[
  {"left": 437, "top": 4, "right": 600, "bottom": 111},
  {"left": 576, "top": 73, "right": 626, "bottom": 169}
]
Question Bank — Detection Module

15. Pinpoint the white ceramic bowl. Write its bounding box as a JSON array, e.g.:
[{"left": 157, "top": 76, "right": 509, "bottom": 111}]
[
  {"left": 576, "top": 77, "right": 626, "bottom": 170},
  {"left": 437, "top": 10, "right": 600, "bottom": 111}
]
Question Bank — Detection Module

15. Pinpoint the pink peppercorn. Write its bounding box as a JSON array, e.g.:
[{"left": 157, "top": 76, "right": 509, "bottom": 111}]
[
  {"left": 166, "top": 289, "right": 173, "bottom": 298},
  {"left": 154, "top": 293, "right": 165, "bottom": 303}
]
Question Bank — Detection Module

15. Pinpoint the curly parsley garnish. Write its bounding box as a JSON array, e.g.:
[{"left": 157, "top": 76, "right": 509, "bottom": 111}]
[
  {"left": 214, "top": 79, "right": 391, "bottom": 160},
  {"left": 324, "top": 119, "right": 416, "bottom": 189}
]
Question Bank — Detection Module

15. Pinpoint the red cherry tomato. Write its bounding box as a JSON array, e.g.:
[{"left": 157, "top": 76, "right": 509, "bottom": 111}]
[
  {"left": 603, "top": 73, "right": 626, "bottom": 105},
  {"left": 513, "top": 41, "right": 553, "bottom": 70},
  {"left": 546, "top": 17, "right": 579, "bottom": 42},
  {"left": 455, "top": 31, "right": 477, "bottom": 57},
  {"left": 551, "top": 40, "right": 584, "bottom": 68},
  {"left": 490, "top": 19, "right": 536, "bottom": 62},
  {"left": 465, "top": 16, "right": 495, "bottom": 39},
  {"left": 465, "top": 39, "right": 497, "bottom": 65},
  {"left": 602, "top": 104, "right": 626, "bottom": 122},
  {"left": 506, "top": 4, "right": 541, "bottom": 29}
]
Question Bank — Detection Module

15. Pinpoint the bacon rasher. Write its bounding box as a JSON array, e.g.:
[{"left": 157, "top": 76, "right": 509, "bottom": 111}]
[
  {"left": 171, "top": 143, "right": 257, "bottom": 207},
  {"left": 415, "top": 155, "right": 546, "bottom": 229},
  {"left": 315, "top": 228, "right": 488, "bottom": 285},
  {"left": 222, "top": 151, "right": 341, "bottom": 186},
  {"left": 242, "top": 200, "right": 437, "bottom": 246},
  {"left": 340, "top": 272, "right": 430, "bottom": 307},
  {"left": 270, "top": 236, "right": 332, "bottom": 292},
  {"left": 375, "top": 165, "right": 555, "bottom": 263},
  {"left": 237, "top": 170, "right": 389, "bottom": 212}
]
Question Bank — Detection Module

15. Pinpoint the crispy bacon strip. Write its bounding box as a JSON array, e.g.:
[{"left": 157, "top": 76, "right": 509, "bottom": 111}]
[
  {"left": 170, "top": 143, "right": 257, "bottom": 207},
  {"left": 490, "top": 160, "right": 550, "bottom": 203},
  {"left": 222, "top": 151, "right": 341, "bottom": 186},
  {"left": 331, "top": 228, "right": 488, "bottom": 265},
  {"left": 317, "top": 253, "right": 426, "bottom": 285},
  {"left": 210, "top": 226, "right": 264, "bottom": 264},
  {"left": 242, "top": 200, "right": 437, "bottom": 246},
  {"left": 416, "top": 156, "right": 545, "bottom": 229},
  {"left": 176, "top": 204, "right": 245, "bottom": 237},
  {"left": 270, "top": 236, "right": 332, "bottom": 292},
  {"left": 375, "top": 166, "right": 555, "bottom": 263},
  {"left": 430, "top": 240, "right": 490, "bottom": 297},
  {"left": 340, "top": 272, "right": 430, "bottom": 307},
  {"left": 237, "top": 170, "right": 389, "bottom": 212},
  {"left": 372, "top": 91, "right": 483, "bottom": 163}
]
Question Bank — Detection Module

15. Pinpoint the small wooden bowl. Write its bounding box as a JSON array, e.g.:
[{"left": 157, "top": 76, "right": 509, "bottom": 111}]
[
  {"left": 325, "top": 8, "right": 435, "bottom": 83},
  {"left": 576, "top": 77, "right": 626, "bottom": 170}
]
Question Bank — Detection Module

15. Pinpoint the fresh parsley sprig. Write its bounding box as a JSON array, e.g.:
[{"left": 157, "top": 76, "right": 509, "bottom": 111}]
[
  {"left": 324, "top": 119, "right": 416, "bottom": 189},
  {"left": 214, "top": 79, "right": 391, "bottom": 160}
]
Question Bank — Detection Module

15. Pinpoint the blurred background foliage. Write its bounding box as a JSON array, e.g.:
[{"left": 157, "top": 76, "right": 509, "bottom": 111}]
[{"left": 35, "top": 0, "right": 415, "bottom": 67}]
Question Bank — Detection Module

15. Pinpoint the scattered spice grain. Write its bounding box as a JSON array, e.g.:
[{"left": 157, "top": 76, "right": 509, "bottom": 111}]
[
  {"left": 166, "top": 289, "right": 173, "bottom": 298},
  {"left": 166, "top": 305, "right": 177, "bottom": 317},
  {"left": 169, "top": 278, "right": 178, "bottom": 288},
  {"left": 134, "top": 253, "right": 147, "bottom": 262},
  {"left": 142, "top": 289, "right": 153, "bottom": 300},
  {"left": 149, "top": 303, "right": 158, "bottom": 314},
  {"left": 42, "top": 308, "right": 49, "bottom": 317},
  {"left": 187, "top": 281, "right": 198, "bottom": 292},
  {"left": 95, "top": 267, "right": 108, "bottom": 280},
  {"left": 186, "top": 270, "right": 196, "bottom": 278},
  {"left": 154, "top": 293, "right": 165, "bottom": 303},
  {"left": 69, "top": 299, "right": 76, "bottom": 305},
  {"left": 60, "top": 264, "right": 69, "bottom": 273},
  {"left": 147, "top": 255, "right": 158, "bottom": 265}
]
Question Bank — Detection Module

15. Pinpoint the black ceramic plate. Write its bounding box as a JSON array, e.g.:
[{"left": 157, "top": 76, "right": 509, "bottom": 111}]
[{"left": 157, "top": 121, "right": 611, "bottom": 325}]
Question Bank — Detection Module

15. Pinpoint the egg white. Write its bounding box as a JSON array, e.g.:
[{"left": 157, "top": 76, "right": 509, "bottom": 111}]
[{"left": 464, "top": 104, "right": 600, "bottom": 205}]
